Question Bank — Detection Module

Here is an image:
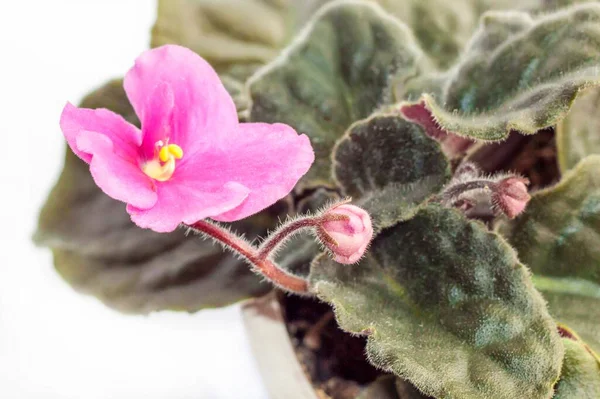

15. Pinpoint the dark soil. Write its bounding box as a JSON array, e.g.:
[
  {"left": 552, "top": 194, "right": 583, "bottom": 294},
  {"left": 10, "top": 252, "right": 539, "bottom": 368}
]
[
  {"left": 472, "top": 128, "right": 560, "bottom": 190},
  {"left": 279, "top": 293, "right": 384, "bottom": 399},
  {"left": 501, "top": 129, "right": 560, "bottom": 190}
]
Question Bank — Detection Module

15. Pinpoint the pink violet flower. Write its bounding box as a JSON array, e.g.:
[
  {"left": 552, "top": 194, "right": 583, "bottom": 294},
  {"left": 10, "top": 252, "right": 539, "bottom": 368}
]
[
  {"left": 60, "top": 45, "right": 314, "bottom": 232},
  {"left": 319, "top": 204, "right": 373, "bottom": 264}
]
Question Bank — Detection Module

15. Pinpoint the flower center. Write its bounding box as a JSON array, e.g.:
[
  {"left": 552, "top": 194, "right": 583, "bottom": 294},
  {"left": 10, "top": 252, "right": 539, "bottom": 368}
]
[{"left": 142, "top": 141, "right": 184, "bottom": 182}]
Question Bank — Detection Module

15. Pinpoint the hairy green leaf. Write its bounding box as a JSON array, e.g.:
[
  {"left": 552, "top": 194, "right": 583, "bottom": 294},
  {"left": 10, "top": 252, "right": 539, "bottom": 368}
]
[
  {"left": 249, "top": 0, "right": 425, "bottom": 187},
  {"left": 503, "top": 155, "right": 600, "bottom": 351},
  {"left": 503, "top": 155, "right": 600, "bottom": 282},
  {"left": 371, "top": 0, "right": 554, "bottom": 68},
  {"left": 400, "top": 4, "right": 600, "bottom": 141},
  {"left": 310, "top": 205, "right": 563, "bottom": 399},
  {"left": 333, "top": 114, "right": 450, "bottom": 230},
  {"left": 556, "top": 87, "right": 600, "bottom": 172},
  {"left": 34, "top": 81, "right": 282, "bottom": 313},
  {"left": 292, "top": 1, "right": 556, "bottom": 70},
  {"left": 553, "top": 337, "right": 600, "bottom": 398},
  {"left": 304, "top": 0, "right": 476, "bottom": 68},
  {"left": 383, "top": 0, "right": 479, "bottom": 68}
]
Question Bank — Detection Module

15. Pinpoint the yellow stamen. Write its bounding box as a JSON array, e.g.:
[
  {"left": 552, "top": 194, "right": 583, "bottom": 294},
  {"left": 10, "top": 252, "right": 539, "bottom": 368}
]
[
  {"left": 159, "top": 145, "right": 170, "bottom": 162},
  {"left": 142, "top": 141, "right": 184, "bottom": 182},
  {"left": 167, "top": 144, "right": 183, "bottom": 159}
]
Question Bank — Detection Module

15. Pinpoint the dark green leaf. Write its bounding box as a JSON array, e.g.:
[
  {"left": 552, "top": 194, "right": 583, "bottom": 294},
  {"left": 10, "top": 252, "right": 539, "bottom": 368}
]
[
  {"left": 333, "top": 114, "right": 450, "bottom": 230},
  {"left": 503, "top": 155, "right": 600, "bottom": 351},
  {"left": 249, "top": 1, "right": 425, "bottom": 187},
  {"left": 310, "top": 205, "right": 563, "bottom": 399},
  {"left": 400, "top": 4, "right": 600, "bottom": 141}
]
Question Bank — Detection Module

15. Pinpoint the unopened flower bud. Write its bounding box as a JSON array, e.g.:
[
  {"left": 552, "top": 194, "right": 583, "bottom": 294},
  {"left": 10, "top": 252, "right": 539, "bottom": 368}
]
[
  {"left": 493, "top": 177, "right": 530, "bottom": 219},
  {"left": 319, "top": 204, "right": 373, "bottom": 264}
]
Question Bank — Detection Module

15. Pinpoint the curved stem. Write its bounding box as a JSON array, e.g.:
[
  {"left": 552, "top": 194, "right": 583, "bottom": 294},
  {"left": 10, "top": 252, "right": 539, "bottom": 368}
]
[
  {"left": 186, "top": 220, "right": 309, "bottom": 294},
  {"left": 257, "top": 217, "right": 320, "bottom": 260},
  {"left": 441, "top": 180, "right": 497, "bottom": 204},
  {"left": 257, "top": 213, "right": 350, "bottom": 260}
]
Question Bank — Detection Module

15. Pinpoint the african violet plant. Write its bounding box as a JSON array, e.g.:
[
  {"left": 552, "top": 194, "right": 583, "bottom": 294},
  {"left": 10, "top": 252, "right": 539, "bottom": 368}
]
[{"left": 36, "top": 0, "right": 600, "bottom": 398}]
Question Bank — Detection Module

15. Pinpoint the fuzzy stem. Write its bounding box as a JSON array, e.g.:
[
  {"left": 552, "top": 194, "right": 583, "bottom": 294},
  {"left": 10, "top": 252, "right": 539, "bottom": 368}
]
[
  {"left": 257, "top": 217, "right": 320, "bottom": 260},
  {"left": 257, "top": 213, "right": 350, "bottom": 260},
  {"left": 187, "top": 220, "right": 308, "bottom": 294},
  {"left": 441, "top": 180, "right": 497, "bottom": 203}
]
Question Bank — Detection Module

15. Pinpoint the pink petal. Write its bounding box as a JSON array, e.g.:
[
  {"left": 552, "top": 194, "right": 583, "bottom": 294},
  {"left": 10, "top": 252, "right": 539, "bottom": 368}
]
[
  {"left": 175, "top": 122, "right": 314, "bottom": 223},
  {"left": 76, "top": 131, "right": 157, "bottom": 209},
  {"left": 60, "top": 102, "right": 142, "bottom": 163},
  {"left": 139, "top": 82, "right": 175, "bottom": 160},
  {"left": 123, "top": 45, "right": 238, "bottom": 157},
  {"left": 126, "top": 182, "right": 250, "bottom": 233}
]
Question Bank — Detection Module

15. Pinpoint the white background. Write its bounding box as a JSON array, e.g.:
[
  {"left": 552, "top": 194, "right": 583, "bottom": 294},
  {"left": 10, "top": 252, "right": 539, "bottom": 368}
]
[{"left": 0, "top": 1, "right": 268, "bottom": 398}]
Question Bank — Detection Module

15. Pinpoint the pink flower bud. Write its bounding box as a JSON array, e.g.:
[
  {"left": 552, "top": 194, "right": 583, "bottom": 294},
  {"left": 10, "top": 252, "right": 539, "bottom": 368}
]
[
  {"left": 319, "top": 204, "right": 373, "bottom": 264},
  {"left": 493, "top": 177, "right": 531, "bottom": 219}
]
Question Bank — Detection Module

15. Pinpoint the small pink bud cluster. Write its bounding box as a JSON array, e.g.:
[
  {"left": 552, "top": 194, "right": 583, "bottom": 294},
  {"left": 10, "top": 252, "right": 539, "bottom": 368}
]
[{"left": 318, "top": 204, "right": 373, "bottom": 264}]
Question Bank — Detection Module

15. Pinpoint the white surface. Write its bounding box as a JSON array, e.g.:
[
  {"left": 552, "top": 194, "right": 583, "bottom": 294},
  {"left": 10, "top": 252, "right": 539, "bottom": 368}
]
[{"left": 0, "top": 2, "right": 268, "bottom": 398}]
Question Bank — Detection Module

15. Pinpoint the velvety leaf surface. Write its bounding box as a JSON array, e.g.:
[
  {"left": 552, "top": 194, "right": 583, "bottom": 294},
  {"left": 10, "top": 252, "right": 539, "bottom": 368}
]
[
  {"left": 310, "top": 205, "right": 563, "bottom": 399},
  {"left": 553, "top": 338, "right": 600, "bottom": 398},
  {"left": 503, "top": 155, "right": 600, "bottom": 351},
  {"left": 333, "top": 114, "right": 450, "bottom": 230},
  {"left": 400, "top": 4, "right": 600, "bottom": 141},
  {"left": 282, "top": 1, "right": 550, "bottom": 69},
  {"left": 305, "top": 0, "right": 476, "bottom": 68},
  {"left": 556, "top": 87, "right": 600, "bottom": 172},
  {"left": 373, "top": 0, "right": 550, "bottom": 68},
  {"left": 34, "top": 81, "right": 280, "bottom": 314},
  {"left": 249, "top": 0, "right": 425, "bottom": 187}
]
